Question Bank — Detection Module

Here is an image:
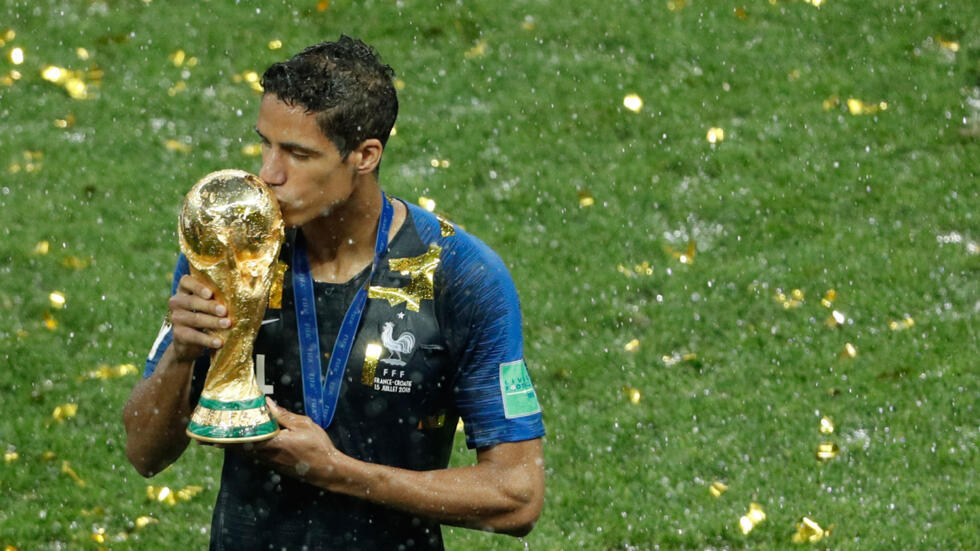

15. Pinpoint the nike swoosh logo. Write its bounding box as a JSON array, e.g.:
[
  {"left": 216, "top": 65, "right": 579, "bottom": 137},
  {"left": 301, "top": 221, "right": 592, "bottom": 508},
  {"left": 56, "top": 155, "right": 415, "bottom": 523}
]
[{"left": 261, "top": 318, "right": 280, "bottom": 326}]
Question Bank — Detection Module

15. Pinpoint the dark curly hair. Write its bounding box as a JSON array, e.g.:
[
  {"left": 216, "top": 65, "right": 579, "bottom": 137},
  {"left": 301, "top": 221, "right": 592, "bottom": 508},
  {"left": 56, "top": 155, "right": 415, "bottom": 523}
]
[{"left": 261, "top": 35, "right": 398, "bottom": 158}]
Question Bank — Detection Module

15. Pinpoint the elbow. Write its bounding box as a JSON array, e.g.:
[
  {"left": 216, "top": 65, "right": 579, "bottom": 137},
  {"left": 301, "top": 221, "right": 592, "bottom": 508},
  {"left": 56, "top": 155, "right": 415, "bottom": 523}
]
[
  {"left": 490, "top": 476, "right": 544, "bottom": 537},
  {"left": 125, "top": 444, "right": 160, "bottom": 478}
]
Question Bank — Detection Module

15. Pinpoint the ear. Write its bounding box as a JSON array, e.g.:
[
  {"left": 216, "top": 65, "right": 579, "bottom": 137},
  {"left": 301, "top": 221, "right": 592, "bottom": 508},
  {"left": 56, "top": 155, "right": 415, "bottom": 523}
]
[{"left": 349, "top": 138, "right": 384, "bottom": 174}]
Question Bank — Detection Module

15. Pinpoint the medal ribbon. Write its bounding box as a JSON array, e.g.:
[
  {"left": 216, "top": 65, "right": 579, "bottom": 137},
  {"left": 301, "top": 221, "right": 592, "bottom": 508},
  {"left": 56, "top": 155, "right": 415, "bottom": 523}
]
[{"left": 293, "top": 192, "right": 394, "bottom": 428}]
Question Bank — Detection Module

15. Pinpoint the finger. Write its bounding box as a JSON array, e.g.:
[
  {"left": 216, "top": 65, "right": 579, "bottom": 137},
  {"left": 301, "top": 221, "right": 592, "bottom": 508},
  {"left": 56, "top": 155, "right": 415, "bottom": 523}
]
[
  {"left": 172, "top": 325, "right": 223, "bottom": 349},
  {"left": 266, "top": 399, "right": 307, "bottom": 428},
  {"left": 170, "top": 290, "right": 228, "bottom": 318},
  {"left": 177, "top": 274, "right": 214, "bottom": 299},
  {"left": 170, "top": 307, "right": 231, "bottom": 331}
]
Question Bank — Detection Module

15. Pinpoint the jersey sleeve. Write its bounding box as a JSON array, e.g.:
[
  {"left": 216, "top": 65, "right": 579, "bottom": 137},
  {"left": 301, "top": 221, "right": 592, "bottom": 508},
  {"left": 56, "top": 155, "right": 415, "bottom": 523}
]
[
  {"left": 440, "top": 230, "right": 545, "bottom": 449},
  {"left": 143, "top": 254, "right": 191, "bottom": 378}
]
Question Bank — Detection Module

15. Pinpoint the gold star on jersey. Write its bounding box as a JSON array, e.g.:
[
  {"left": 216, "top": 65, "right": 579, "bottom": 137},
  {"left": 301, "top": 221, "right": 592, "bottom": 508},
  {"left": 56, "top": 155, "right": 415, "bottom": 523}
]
[{"left": 368, "top": 244, "right": 442, "bottom": 311}]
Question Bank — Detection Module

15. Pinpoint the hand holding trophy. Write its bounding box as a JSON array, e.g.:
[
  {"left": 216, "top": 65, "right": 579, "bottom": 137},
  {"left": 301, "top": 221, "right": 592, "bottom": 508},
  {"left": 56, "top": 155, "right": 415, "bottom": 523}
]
[{"left": 178, "top": 169, "right": 285, "bottom": 443}]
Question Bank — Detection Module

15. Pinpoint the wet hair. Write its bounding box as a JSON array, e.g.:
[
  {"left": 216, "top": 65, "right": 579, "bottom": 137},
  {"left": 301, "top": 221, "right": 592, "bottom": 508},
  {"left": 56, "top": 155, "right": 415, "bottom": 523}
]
[{"left": 261, "top": 35, "right": 397, "bottom": 157}]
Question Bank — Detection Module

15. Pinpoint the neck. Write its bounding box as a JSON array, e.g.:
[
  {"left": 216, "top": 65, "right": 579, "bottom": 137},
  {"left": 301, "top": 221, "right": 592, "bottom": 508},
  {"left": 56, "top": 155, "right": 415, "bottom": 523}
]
[{"left": 300, "top": 179, "right": 383, "bottom": 283}]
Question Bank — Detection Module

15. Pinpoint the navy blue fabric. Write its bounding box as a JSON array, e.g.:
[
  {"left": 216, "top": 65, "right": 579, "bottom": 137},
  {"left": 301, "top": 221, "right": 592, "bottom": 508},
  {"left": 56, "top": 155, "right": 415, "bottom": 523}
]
[{"left": 143, "top": 198, "right": 544, "bottom": 550}]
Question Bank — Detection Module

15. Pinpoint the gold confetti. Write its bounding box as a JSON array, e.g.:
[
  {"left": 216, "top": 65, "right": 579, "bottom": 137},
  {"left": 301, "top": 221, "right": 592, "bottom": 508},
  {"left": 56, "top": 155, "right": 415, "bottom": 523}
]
[
  {"left": 623, "top": 386, "right": 642, "bottom": 404},
  {"left": 175, "top": 485, "right": 203, "bottom": 501},
  {"left": 394, "top": 78, "right": 406, "bottom": 90},
  {"left": 61, "top": 461, "right": 86, "bottom": 487},
  {"left": 169, "top": 49, "right": 186, "bottom": 66},
  {"left": 43, "top": 311, "right": 58, "bottom": 330},
  {"left": 819, "top": 416, "right": 835, "bottom": 434},
  {"left": 888, "top": 316, "right": 915, "bottom": 331},
  {"left": 841, "top": 342, "right": 857, "bottom": 358},
  {"left": 49, "top": 291, "right": 66, "bottom": 309},
  {"left": 788, "top": 68, "right": 801, "bottom": 80},
  {"left": 1, "top": 70, "right": 21, "bottom": 86},
  {"left": 147, "top": 485, "right": 177, "bottom": 506},
  {"left": 936, "top": 37, "right": 959, "bottom": 52},
  {"left": 233, "top": 70, "right": 264, "bottom": 93},
  {"left": 624, "top": 339, "right": 640, "bottom": 352},
  {"left": 734, "top": 7, "right": 748, "bottom": 19},
  {"left": 76, "top": 47, "right": 90, "bottom": 60},
  {"left": 662, "top": 352, "right": 698, "bottom": 366},
  {"left": 709, "top": 480, "right": 728, "bottom": 497},
  {"left": 317, "top": 0, "right": 329, "bottom": 11},
  {"left": 167, "top": 80, "right": 188, "bottom": 96},
  {"left": 792, "top": 516, "right": 832, "bottom": 543},
  {"left": 825, "top": 310, "right": 847, "bottom": 327},
  {"left": 33, "top": 241, "right": 50, "bottom": 255},
  {"left": 268, "top": 39, "right": 283, "bottom": 50},
  {"left": 241, "top": 143, "right": 262, "bottom": 157},
  {"left": 667, "top": 0, "right": 687, "bottom": 11},
  {"left": 84, "top": 363, "right": 138, "bottom": 380},
  {"left": 664, "top": 241, "right": 696, "bottom": 264},
  {"left": 804, "top": 0, "right": 824, "bottom": 7},
  {"left": 165, "top": 139, "right": 191, "bottom": 153},
  {"left": 61, "top": 255, "right": 91, "bottom": 270},
  {"left": 9, "top": 46, "right": 24, "bottom": 65},
  {"left": 816, "top": 442, "right": 840, "bottom": 461},
  {"left": 91, "top": 528, "right": 106, "bottom": 543},
  {"left": 41, "top": 65, "right": 92, "bottom": 99},
  {"left": 362, "top": 343, "right": 382, "bottom": 385},
  {"left": 578, "top": 189, "right": 595, "bottom": 207},
  {"left": 706, "top": 127, "right": 725, "bottom": 144},
  {"left": 418, "top": 196, "right": 437, "bottom": 212},
  {"left": 134, "top": 516, "right": 158, "bottom": 530},
  {"left": 4, "top": 451, "right": 18, "bottom": 463},
  {"left": 428, "top": 158, "right": 450, "bottom": 168},
  {"left": 822, "top": 94, "right": 840, "bottom": 110},
  {"left": 41, "top": 451, "right": 56, "bottom": 462},
  {"left": 54, "top": 114, "right": 76, "bottom": 128},
  {"left": 52, "top": 403, "right": 78, "bottom": 421},
  {"left": 368, "top": 245, "right": 441, "bottom": 312},
  {"left": 0, "top": 28, "right": 14, "bottom": 47},
  {"left": 775, "top": 289, "right": 803, "bottom": 309},
  {"left": 739, "top": 502, "right": 766, "bottom": 534},
  {"left": 464, "top": 39, "right": 488, "bottom": 59},
  {"left": 617, "top": 261, "right": 654, "bottom": 277},
  {"left": 820, "top": 289, "right": 837, "bottom": 308},
  {"left": 390, "top": 125, "right": 398, "bottom": 136},
  {"left": 521, "top": 16, "right": 536, "bottom": 31},
  {"left": 623, "top": 93, "right": 643, "bottom": 112},
  {"left": 847, "top": 98, "right": 888, "bottom": 115}
]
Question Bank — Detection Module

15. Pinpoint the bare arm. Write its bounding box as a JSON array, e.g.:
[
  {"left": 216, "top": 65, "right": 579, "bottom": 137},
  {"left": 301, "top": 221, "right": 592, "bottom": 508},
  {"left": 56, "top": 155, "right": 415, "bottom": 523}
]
[
  {"left": 251, "top": 401, "right": 545, "bottom": 536},
  {"left": 123, "top": 274, "right": 229, "bottom": 477}
]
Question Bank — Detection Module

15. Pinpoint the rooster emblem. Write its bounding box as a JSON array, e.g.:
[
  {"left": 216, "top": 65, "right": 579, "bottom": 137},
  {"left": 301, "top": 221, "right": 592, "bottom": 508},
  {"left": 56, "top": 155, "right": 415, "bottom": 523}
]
[{"left": 381, "top": 322, "right": 415, "bottom": 366}]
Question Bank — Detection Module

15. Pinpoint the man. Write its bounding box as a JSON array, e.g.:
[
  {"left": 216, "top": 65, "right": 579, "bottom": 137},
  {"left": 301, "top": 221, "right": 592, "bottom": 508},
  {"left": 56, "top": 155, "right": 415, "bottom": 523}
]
[{"left": 123, "top": 36, "right": 545, "bottom": 550}]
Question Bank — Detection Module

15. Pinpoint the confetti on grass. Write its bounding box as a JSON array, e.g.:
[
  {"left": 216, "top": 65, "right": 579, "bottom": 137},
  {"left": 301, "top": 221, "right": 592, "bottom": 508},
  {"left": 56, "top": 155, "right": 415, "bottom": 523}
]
[{"left": 739, "top": 502, "right": 766, "bottom": 535}]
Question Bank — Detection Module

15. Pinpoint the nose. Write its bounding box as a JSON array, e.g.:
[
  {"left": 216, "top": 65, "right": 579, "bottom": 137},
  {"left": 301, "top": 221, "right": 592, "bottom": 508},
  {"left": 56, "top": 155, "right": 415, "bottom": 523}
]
[{"left": 259, "top": 149, "right": 285, "bottom": 186}]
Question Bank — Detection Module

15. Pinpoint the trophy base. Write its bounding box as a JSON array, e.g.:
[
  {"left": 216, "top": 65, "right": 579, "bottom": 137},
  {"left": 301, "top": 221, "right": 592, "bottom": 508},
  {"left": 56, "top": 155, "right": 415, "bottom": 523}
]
[{"left": 186, "top": 396, "right": 280, "bottom": 443}]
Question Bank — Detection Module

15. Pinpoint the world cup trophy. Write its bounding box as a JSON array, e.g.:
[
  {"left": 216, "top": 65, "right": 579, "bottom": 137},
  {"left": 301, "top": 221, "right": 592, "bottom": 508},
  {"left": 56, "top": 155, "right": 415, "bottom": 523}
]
[{"left": 178, "top": 169, "right": 285, "bottom": 443}]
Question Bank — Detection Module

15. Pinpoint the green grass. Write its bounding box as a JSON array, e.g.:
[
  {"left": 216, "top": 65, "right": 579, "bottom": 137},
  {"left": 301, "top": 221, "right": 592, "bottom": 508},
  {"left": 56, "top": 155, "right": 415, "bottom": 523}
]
[{"left": 1, "top": 0, "right": 978, "bottom": 548}]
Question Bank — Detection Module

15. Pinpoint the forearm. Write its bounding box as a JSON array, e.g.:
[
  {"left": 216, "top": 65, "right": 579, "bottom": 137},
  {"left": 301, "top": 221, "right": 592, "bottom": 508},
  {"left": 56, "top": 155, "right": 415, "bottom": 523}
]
[
  {"left": 315, "top": 440, "right": 544, "bottom": 535},
  {"left": 122, "top": 345, "right": 196, "bottom": 477}
]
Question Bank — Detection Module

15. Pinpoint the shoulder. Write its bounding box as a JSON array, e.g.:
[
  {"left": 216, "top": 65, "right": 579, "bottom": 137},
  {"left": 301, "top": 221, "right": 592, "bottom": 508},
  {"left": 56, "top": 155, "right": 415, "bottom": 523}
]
[{"left": 401, "top": 200, "right": 516, "bottom": 293}]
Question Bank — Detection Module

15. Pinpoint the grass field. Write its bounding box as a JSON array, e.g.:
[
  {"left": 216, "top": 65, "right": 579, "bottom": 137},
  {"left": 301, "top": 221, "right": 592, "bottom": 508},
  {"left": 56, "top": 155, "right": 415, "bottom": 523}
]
[{"left": 1, "top": 0, "right": 978, "bottom": 549}]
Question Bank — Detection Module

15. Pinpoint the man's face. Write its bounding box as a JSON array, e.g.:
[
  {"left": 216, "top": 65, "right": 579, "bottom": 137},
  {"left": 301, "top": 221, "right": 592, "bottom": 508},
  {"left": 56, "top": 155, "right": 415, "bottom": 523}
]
[{"left": 255, "top": 94, "right": 355, "bottom": 227}]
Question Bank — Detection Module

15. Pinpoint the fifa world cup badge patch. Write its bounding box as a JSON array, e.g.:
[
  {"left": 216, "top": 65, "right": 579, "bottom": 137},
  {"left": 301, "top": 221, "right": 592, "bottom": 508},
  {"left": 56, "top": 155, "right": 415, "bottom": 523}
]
[{"left": 499, "top": 359, "right": 541, "bottom": 418}]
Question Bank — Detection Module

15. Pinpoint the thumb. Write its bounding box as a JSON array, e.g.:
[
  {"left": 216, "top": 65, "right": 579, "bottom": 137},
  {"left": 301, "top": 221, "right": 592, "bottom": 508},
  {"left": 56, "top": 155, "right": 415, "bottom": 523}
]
[{"left": 266, "top": 397, "right": 302, "bottom": 427}]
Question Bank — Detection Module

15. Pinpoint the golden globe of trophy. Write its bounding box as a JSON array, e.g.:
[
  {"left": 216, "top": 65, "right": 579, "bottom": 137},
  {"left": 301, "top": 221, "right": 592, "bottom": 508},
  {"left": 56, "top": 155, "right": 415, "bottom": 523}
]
[{"left": 178, "top": 169, "right": 285, "bottom": 443}]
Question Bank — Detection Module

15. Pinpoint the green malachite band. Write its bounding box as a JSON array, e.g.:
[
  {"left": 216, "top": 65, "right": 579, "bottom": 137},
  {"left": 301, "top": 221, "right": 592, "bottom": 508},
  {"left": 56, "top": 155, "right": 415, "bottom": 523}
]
[
  {"left": 187, "top": 420, "right": 278, "bottom": 439},
  {"left": 198, "top": 396, "right": 267, "bottom": 411}
]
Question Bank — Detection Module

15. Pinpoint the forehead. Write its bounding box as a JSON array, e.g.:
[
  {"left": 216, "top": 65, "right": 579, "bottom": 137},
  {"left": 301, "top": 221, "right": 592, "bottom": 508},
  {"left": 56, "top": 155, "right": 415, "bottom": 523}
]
[{"left": 256, "top": 94, "right": 332, "bottom": 147}]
